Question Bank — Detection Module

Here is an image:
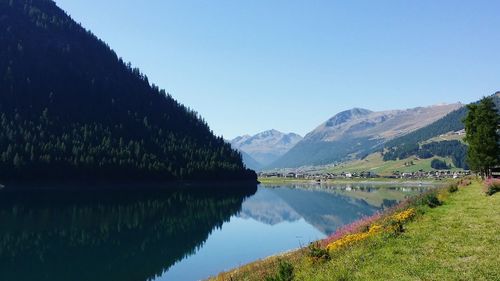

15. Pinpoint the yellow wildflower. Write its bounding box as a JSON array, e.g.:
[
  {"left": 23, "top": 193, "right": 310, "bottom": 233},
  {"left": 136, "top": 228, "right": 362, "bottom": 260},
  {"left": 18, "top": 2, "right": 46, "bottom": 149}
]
[
  {"left": 437, "top": 193, "right": 447, "bottom": 202},
  {"left": 391, "top": 208, "right": 415, "bottom": 223},
  {"left": 326, "top": 225, "right": 382, "bottom": 252},
  {"left": 326, "top": 232, "right": 371, "bottom": 251},
  {"left": 368, "top": 224, "right": 383, "bottom": 234},
  {"left": 326, "top": 209, "right": 416, "bottom": 252}
]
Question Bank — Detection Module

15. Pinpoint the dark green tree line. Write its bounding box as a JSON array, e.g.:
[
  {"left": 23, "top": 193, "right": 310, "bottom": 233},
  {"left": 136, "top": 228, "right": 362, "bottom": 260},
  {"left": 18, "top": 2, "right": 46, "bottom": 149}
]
[
  {"left": 0, "top": 0, "right": 256, "bottom": 182},
  {"left": 383, "top": 140, "right": 468, "bottom": 169}
]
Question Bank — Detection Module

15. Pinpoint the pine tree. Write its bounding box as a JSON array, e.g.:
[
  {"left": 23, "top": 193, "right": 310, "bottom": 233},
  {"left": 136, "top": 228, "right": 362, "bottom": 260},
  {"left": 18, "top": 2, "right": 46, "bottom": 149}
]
[
  {"left": 463, "top": 97, "right": 500, "bottom": 178},
  {"left": 0, "top": 0, "right": 256, "bottom": 182}
]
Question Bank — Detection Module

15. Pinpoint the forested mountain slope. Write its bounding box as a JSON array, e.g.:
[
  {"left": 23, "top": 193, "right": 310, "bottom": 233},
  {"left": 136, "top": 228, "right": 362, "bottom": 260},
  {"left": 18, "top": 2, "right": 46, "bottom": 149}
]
[
  {"left": 0, "top": 0, "right": 255, "bottom": 182},
  {"left": 382, "top": 92, "right": 500, "bottom": 168}
]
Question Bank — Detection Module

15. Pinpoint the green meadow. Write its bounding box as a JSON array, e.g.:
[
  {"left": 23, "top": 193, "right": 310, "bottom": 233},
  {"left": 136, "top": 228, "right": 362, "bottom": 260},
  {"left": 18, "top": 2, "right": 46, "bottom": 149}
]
[{"left": 210, "top": 180, "right": 500, "bottom": 281}]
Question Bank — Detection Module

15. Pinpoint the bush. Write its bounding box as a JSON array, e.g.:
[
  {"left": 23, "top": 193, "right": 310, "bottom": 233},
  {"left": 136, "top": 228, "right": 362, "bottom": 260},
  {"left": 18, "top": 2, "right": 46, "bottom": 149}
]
[
  {"left": 412, "top": 190, "right": 442, "bottom": 208},
  {"left": 459, "top": 179, "right": 472, "bottom": 187},
  {"left": 265, "top": 260, "right": 294, "bottom": 281},
  {"left": 307, "top": 242, "right": 330, "bottom": 263},
  {"left": 448, "top": 183, "right": 459, "bottom": 193},
  {"left": 386, "top": 208, "right": 416, "bottom": 235},
  {"left": 484, "top": 178, "right": 500, "bottom": 196},
  {"left": 423, "top": 192, "right": 442, "bottom": 208}
]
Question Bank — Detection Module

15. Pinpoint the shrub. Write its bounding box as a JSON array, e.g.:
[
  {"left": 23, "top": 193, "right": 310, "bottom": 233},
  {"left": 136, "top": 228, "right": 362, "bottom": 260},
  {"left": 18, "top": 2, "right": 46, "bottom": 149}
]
[
  {"left": 265, "top": 260, "right": 294, "bottom": 281},
  {"left": 307, "top": 242, "right": 330, "bottom": 263},
  {"left": 448, "top": 183, "right": 459, "bottom": 193},
  {"left": 484, "top": 178, "right": 500, "bottom": 196},
  {"left": 458, "top": 179, "right": 472, "bottom": 187},
  {"left": 411, "top": 190, "right": 442, "bottom": 208},
  {"left": 388, "top": 208, "right": 416, "bottom": 235},
  {"left": 424, "top": 192, "right": 442, "bottom": 208},
  {"left": 392, "top": 208, "right": 416, "bottom": 223}
]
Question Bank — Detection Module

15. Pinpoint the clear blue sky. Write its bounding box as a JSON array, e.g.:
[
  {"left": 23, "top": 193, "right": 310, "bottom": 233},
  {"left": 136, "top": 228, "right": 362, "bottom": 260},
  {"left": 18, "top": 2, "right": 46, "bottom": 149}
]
[{"left": 54, "top": 0, "right": 500, "bottom": 139}]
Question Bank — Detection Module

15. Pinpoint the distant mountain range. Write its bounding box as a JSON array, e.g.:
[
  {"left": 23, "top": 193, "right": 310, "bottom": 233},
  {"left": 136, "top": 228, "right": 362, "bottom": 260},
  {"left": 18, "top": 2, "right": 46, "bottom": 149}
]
[
  {"left": 261, "top": 94, "right": 500, "bottom": 170},
  {"left": 261, "top": 104, "right": 463, "bottom": 169},
  {"left": 230, "top": 130, "right": 302, "bottom": 170},
  {"left": 269, "top": 103, "right": 463, "bottom": 168}
]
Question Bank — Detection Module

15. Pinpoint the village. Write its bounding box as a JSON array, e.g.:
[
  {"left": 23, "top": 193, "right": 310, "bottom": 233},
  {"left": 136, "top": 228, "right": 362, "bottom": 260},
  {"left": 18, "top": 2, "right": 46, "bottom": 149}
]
[{"left": 259, "top": 169, "right": 472, "bottom": 181}]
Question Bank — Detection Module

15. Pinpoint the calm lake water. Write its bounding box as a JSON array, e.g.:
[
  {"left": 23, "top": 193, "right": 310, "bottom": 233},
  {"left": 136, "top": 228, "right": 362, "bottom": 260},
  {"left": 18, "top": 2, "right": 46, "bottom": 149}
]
[{"left": 0, "top": 182, "right": 429, "bottom": 281}]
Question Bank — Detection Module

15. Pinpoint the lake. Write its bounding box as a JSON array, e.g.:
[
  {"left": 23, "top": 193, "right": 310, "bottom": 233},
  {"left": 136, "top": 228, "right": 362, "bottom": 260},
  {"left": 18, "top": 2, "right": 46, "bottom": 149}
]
[{"left": 0, "top": 182, "right": 429, "bottom": 281}]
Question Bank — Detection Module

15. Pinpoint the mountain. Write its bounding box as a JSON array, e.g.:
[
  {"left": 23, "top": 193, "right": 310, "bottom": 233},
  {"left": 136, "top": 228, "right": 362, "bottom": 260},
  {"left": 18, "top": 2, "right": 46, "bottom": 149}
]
[
  {"left": 231, "top": 130, "right": 302, "bottom": 168},
  {"left": 239, "top": 150, "right": 263, "bottom": 171},
  {"left": 0, "top": 0, "right": 255, "bottom": 182},
  {"left": 385, "top": 92, "right": 500, "bottom": 150},
  {"left": 382, "top": 92, "right": 500, "bottom": 167},
  {"left": 270, "top": 104, "right": 463, "bottom": 168}
]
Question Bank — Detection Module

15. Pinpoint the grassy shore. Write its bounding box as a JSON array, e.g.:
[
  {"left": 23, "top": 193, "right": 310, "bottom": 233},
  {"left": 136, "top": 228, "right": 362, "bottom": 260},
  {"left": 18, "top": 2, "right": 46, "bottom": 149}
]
[{"left": 209, "top": 180, "right": 500, "bottom": 280}]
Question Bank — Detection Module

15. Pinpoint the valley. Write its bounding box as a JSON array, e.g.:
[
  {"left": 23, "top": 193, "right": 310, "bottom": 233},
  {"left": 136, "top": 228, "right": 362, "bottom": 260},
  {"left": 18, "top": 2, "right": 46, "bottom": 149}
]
[
  {"left": 242, "top": 93, "right": 500, "bottom": 180},
  {"left": 1, "top": 1, "right": 499, "bottom": 281}
]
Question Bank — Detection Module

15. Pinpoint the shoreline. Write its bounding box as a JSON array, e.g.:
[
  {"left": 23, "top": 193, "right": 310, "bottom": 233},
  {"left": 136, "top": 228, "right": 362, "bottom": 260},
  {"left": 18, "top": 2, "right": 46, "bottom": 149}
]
[
  {"left": 258, "top": 177, "right": 451, "bottom": 187},
  {"left": 0, "top": 179, "right": 259, "bottom": 192},
  {"left": 208, "top": 179, "right": 500, "bottom": 281}
]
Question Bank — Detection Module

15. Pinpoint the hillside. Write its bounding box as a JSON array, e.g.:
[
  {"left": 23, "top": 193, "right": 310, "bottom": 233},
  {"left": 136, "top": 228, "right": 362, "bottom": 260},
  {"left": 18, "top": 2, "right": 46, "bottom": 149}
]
[
  {"left": 0, "top": 0, "right": 255, "bottom": 182},
  {"left": 382, "top": 92, "right": 500, "bottom": 167},
  {"left": 324, "top": 152, "right": 463, "bottom": 176},
  {"left": 231, "top": 130, "right": 302, "bottom": 168},
  {"left": 269, "top": 104, "right": 462, "bottom": 168}
]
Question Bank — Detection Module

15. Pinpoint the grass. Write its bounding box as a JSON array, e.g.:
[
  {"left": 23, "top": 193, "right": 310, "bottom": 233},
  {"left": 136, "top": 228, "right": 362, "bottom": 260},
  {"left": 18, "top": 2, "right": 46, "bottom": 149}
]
[
  {"left": 208, "top": 180, "right": 500, "bottom": 280},
  {"left": 324, "top": 152, "right": 463, "bottom": 176},
  {"left": 423, "top": 133, "right": 465, "bottom": 144}
]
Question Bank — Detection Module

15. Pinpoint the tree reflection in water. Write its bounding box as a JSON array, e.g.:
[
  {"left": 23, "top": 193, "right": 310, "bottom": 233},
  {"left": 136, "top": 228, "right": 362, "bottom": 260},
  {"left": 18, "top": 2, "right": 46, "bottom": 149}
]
[{"left": 0, "top": 184, "right": 257, "bottom": 281}]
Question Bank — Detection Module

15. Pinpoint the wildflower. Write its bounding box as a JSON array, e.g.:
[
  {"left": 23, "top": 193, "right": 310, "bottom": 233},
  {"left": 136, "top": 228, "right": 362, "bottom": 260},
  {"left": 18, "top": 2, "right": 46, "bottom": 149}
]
[
  {"left": 323, "top": 205, "right": 418, "bottom": 252},
  {"left": 322, "top": 212, "right": 382, "bottom": 247},
  {"left": 326, "top": 232, "right": 372, "bottom": 252},
  {"left": 391, "top": 208, "right": 415, "bottom": 223},
  {"left": 368, "top": 224, "right": 383, "bottom": 234},
  {"left": 326, "top": 223, "right": 383, "bottom": 252}
]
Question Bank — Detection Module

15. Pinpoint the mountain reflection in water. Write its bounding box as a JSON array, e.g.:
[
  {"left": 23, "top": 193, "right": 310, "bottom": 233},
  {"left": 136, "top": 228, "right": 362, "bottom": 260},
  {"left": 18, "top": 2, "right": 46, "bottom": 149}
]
[
  {"left": 0, "top": 183, "right": 428, "bottom": 281},
  {"left": 239, "top": 184, "right": 423, "bottom": 235}
]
